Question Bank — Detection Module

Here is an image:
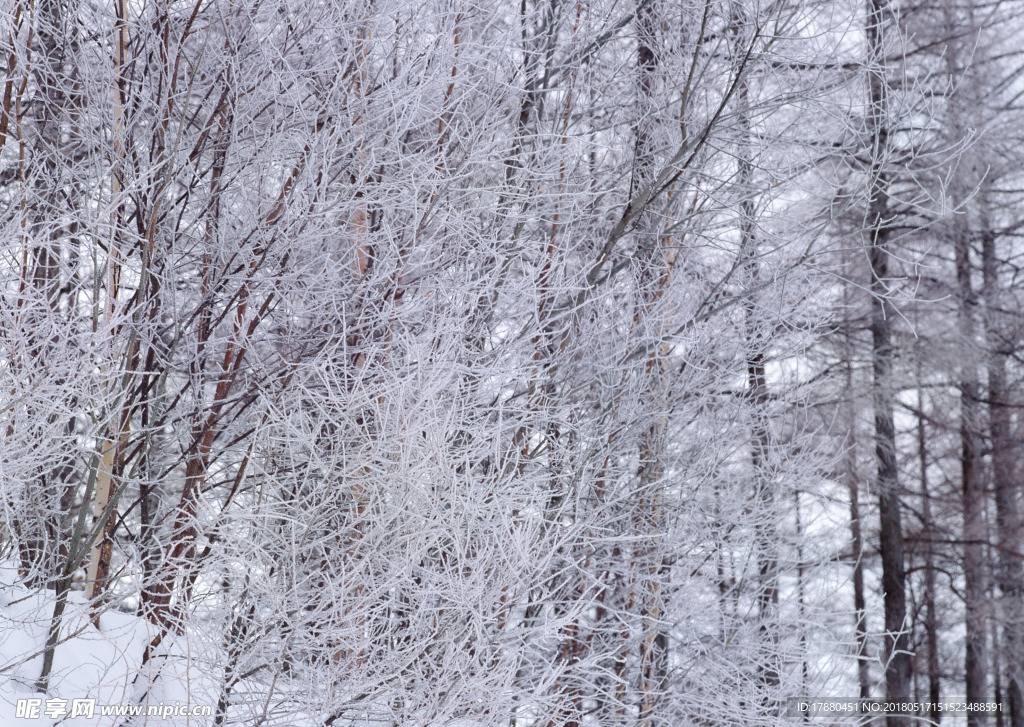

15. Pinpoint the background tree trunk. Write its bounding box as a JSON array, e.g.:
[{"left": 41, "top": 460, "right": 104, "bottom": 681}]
[{"left": 865, "top": 2, "right": 912, "bottom": 723}]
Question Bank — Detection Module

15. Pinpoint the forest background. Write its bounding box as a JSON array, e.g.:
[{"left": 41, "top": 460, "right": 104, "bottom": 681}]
[{"left": 2, "top": 0, "right": 1024, "bottom": 726}]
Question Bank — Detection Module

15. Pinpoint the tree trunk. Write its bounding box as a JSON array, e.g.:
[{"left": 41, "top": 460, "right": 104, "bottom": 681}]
[
  {"left": 865, "top": 2, "right": 912, "bottom": 724},
  {"left": 632, "top": 3, "right": 671, "bottom": 725},
  {"left": 983, "top": 204, "right": 1023, "bottom": 727},
  {"left": 957, "top": 220, "right": 988, "bottom": 727},
  {"left": 942, "top": 3, "right": 989, "bottom": 720},
  {"left": 918, "top": 388, "right": 941, "bottom": 723},
  {"left": 844, "top": 264, "right": 871, "bottom": 702}
]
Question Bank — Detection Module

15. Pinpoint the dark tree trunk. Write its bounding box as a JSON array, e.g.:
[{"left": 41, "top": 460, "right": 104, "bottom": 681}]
[
  {"left": 957, "top": 219, "right": 987, "bottom": 727},
  {"left": 917, "top": 390, "right": 941, "bottom": 724},
  {"left": 983, "top": 207, "right": 1023, "bottom": 727},
  {"left": 865, "top": 2, "right": 912, "bottom": 725},
  {"left": 844, "top": 280, "right": 871, "bottom": 701}
]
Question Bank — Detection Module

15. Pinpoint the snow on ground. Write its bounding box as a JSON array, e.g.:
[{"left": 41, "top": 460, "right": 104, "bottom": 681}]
[
  {"left": 1, "top": 560, "right": 538, "bottom": 726},
  {"left": 0, "top": 561, "right": 469, "bottom": 727},
  {"left": 0, "top": 561, "right": 219, "bottom": 727}
]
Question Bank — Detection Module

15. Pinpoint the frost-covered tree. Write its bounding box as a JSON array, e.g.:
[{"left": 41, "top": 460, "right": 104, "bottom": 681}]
[{"left": 0, "top": 0, "right": 985, "bottom": 725}]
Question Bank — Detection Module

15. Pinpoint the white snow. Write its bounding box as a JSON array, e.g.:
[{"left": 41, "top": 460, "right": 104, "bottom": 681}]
[{"left": 1, "top": 563, "right": 217, "bottom": 727}]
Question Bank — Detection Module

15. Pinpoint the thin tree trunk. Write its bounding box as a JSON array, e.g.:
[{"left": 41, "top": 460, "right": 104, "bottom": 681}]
[
  {"left": 865, "top": 3, "right": 912, "bottom": 724},
  {"left": 738, "top": 80, "right": 779, "bottom": 707},
  {"left": 633, "top": 3, "right": 671, "bottom": 724},
  {"left": 943, "top": 5, "right": 988, "bottom": 721},
  {"left": 85, "top": 0, "right": 130, "bottom": 613},
  {"left": 847, "top": 416, "right": 871, "bottom": 701},
  {"left": 983, "top": 205, "right": 1023, "bottom": 727},
  {"left": 843, "top": 256, "right": 871, "bottom": 702},
  {"left": 957, "top": 223, "right": 987, "bottom": 727},
  {"left": 917, "top": 388, "right": 941, "bottom": 724}
]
